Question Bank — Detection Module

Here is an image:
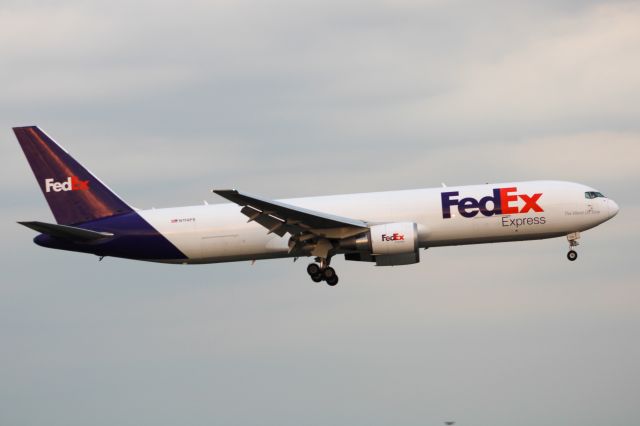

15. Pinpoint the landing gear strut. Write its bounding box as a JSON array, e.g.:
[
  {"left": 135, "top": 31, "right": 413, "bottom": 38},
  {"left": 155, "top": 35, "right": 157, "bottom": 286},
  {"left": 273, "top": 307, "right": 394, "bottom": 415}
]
[
  {"left": 306, "top": 257, "right": 339, "bottom": 286},
  {"left": 566, "top": 232, "right": 580, "bottom": 261}
]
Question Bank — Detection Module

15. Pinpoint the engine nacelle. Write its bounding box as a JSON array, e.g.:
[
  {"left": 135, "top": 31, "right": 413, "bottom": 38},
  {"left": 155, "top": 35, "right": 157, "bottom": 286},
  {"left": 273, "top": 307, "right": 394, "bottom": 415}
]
[
  {"left": 369, "top": 222, "right": 418, "bottom": 255},
  {"left": 341, "top": 222, "right": 420, "bottom": 266}
]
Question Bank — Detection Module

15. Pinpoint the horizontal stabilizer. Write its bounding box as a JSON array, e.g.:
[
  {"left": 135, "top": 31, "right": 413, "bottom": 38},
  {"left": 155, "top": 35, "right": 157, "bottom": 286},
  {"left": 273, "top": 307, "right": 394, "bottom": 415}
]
[{"left": 18, "top": 221, "right": 114, "bottom": 241}]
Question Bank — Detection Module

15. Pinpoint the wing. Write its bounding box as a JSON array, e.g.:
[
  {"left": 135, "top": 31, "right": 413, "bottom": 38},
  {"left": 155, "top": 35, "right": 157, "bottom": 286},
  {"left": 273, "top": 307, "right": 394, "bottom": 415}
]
[{"left": 212, "top": 189, "right": 368, "bottom": 239}]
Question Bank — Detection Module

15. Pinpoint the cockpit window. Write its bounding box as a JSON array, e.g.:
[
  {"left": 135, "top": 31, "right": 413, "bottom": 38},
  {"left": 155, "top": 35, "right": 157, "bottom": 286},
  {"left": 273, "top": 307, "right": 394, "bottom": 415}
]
[{"left": 585, "top": 191, "right": 606, "bottom": 199}]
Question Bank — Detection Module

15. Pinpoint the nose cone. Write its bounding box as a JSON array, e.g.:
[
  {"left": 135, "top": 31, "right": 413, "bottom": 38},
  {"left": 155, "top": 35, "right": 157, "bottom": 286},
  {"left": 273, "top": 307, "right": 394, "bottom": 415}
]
[{"left": 609, "top": 200, "right": 620, "bottom": 218}]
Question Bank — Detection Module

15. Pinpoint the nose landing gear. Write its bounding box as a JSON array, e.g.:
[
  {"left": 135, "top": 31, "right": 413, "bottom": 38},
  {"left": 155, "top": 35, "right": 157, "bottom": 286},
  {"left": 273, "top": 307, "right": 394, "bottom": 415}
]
[
  {"left": 566, "top": 232, "right": 580, "bottom": 261},
  {"left": 306, "top": 258, "right": 339, "bottom": 286}
]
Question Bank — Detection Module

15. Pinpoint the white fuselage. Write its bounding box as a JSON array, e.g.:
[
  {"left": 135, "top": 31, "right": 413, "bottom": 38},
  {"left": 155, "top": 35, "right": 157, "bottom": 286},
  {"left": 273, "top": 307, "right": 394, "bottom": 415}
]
[{"left": 136, "top": 180, "right": 618, "bottom": 264}]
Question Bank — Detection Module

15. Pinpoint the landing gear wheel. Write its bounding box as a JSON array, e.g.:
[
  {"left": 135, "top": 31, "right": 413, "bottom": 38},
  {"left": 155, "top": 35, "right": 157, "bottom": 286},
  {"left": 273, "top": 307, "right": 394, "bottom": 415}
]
[
  {"left": 326, "top": 275, "right": 339, "bottom": 286},
  {"left": 566, "top": 233, "right": 580, "bottom": 262},
  {"left": 322, "top": 267, "right": 336, "bottom": 280},
  {"left": 307, "top": 263, "right": 321, "bottom": 276},
  {"left": 306, "top": 258, "right": 339, "bottom": 284}
]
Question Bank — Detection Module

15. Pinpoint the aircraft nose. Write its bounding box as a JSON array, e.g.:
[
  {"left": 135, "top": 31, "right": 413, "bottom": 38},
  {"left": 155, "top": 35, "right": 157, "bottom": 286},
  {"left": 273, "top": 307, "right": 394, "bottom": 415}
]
[{"left": 609, "top": 200, "right": 620, "bottom": 218}]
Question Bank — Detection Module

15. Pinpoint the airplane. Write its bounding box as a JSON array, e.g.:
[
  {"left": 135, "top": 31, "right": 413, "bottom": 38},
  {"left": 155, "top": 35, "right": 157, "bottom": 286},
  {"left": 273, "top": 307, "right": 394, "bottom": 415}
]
[{"left": 13, "top": 126, "right": 619, "bottom": 286}]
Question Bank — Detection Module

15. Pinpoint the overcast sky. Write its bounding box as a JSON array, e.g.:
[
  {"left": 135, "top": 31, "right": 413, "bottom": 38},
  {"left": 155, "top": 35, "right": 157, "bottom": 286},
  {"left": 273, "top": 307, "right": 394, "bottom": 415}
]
[{"left": 2, "top": 1, "right": 639, "bottom": 425}]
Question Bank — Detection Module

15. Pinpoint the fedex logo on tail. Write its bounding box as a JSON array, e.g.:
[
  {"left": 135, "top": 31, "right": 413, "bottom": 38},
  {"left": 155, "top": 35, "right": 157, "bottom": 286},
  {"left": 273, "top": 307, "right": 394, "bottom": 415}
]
[
  {"left": 441, "top": 187, "right": 542, "bottom": 219},
  {"left": 44, "top": 176, "right": 90, "bottom": 193}
]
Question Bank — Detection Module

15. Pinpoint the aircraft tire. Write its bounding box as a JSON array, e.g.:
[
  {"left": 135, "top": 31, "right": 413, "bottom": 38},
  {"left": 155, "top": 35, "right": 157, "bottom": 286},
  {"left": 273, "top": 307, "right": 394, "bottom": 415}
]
[
  {"left": 326, "top": 275, "right": 338, "bottom": 286},
  {"left": 307, "top": 263, "right": 321, "bottom": 276},
  {"left": 311, "top": 273, "right": 324, "bottom": 283},
  {"left": 567, "top": 250, "right": 578, "bottom": 261},
  {"left": 322, "top": 267, "right": 336, "bottom": 280}
]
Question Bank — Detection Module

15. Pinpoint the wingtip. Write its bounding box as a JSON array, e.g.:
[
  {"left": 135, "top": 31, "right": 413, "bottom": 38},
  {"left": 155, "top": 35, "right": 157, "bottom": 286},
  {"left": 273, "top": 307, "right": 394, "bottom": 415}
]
[{"left": 17, "top": 221, "right": 39, "bottom": 232}]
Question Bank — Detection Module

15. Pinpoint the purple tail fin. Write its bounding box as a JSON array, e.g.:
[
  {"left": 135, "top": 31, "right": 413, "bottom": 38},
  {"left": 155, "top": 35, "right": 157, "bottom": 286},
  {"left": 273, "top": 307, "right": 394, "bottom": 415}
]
[{"left": 13, "top": 126, "right": 133, "bottom": 225}]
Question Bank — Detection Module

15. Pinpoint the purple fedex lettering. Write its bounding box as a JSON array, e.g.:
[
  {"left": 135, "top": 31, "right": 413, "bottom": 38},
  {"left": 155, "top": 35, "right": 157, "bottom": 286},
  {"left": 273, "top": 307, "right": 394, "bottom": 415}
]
[
  {"left": 441, "top": 189, "right": 502, "bottom": 219},
  {"left": 478, "top": 190, "right": 502, "bottom": 216},
  {"left": 441, "top": 191, "right": 458, "bottom": 218}
]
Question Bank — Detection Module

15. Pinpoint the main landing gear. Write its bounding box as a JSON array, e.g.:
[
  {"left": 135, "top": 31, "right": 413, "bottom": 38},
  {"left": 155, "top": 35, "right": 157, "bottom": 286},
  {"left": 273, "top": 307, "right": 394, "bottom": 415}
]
[
  {"left": 566, "top": 232, "right": 580, "bottom": 261},
  {"left": 306, "top": 258, "right": 339, "bottom": 286}
]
